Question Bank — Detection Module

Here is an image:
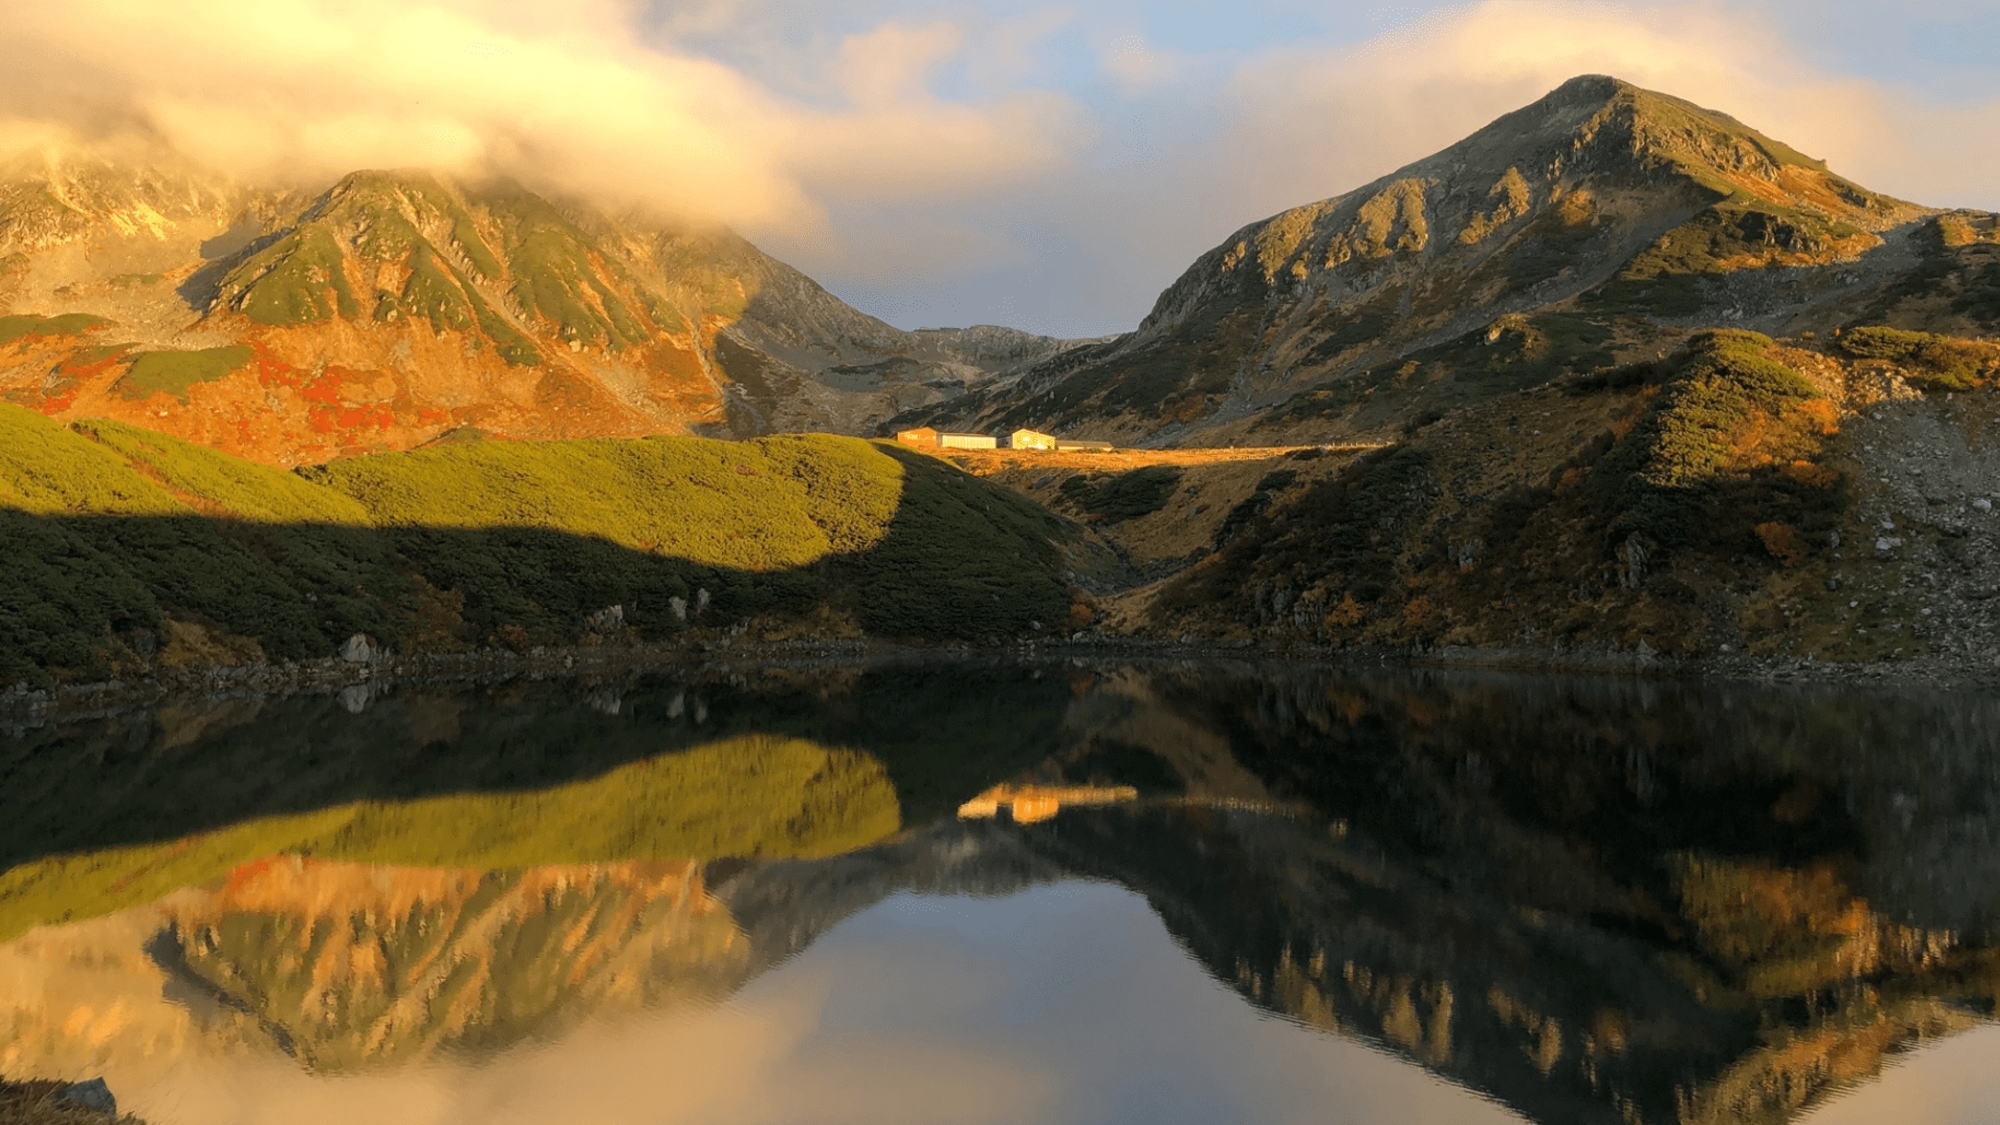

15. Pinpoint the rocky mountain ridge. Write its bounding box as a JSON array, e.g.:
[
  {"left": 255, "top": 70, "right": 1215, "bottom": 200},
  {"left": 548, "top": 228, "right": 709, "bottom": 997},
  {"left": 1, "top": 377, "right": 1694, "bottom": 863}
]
[
  {"left": 909, "top": 75, "right": 1996, "bottom": 446},
  {"left": 0, "top": 153, "right": 1086, "bottom": 463}
]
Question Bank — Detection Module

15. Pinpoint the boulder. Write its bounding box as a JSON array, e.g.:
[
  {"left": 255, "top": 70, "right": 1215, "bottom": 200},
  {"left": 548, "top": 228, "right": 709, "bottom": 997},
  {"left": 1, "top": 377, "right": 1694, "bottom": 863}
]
[
  {"left": 585, "top": 605, "right": 626, "bottom": 633},
  {"left": 339, "top": 634, "right": 378, "bottom": 664},
  {"left": 57, "top": 1078, "right": 116, "bottom": 1115},
  {"left": 338, "top": 683, "right": 375, "bottom": 714},
  {"left": 1618, "top": 533, "right": 1651, "bottom": 590}
]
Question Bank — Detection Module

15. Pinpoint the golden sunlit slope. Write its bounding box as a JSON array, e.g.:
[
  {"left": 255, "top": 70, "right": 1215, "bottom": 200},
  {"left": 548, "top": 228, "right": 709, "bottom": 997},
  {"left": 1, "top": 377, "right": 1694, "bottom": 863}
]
[
  {"left": 909, "top": 75, "right": 1995, "bottom": 447},
  {"left": 0, "top": 160, "right": 1090, "bottom": 462}
]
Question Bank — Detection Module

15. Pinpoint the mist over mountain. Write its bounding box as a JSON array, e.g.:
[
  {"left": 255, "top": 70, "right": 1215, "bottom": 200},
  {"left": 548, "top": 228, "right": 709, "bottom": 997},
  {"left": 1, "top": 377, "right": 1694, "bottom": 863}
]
[{"left": 0, "top": 153, "right": 1089, "bottom": 463}]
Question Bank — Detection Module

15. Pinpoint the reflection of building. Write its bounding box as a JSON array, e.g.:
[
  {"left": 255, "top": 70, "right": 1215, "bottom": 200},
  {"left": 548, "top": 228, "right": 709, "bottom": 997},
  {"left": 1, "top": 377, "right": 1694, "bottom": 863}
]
[{"left": 957, "top": 784, "right": 1139, "bottom": 823}]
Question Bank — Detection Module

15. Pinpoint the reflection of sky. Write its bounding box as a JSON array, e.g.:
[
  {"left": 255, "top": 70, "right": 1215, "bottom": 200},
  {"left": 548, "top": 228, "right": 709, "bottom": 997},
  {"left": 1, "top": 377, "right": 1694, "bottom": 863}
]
[
  {"left": 1800, "top": 1025, "right": 2000, "bottom": 1125},
  {"left": 121, "top": 882, "right": 1524, "bottom": 1125}
]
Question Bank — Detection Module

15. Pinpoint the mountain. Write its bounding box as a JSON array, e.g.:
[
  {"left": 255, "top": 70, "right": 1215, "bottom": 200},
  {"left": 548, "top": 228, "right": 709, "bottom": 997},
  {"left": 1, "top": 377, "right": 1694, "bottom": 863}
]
[
  {"left": 0, "top": 154, "right": 1086, "bottom": 463},
  {"left": 900, "top": 76, "right": 1999, "bottom": 666},
  {"left": 912, "top": 75, "right": 1998, "bottom": 445}
]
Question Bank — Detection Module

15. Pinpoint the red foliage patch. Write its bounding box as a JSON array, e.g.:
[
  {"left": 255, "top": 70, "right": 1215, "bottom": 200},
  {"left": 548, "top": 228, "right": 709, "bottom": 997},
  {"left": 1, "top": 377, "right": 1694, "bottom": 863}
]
[{"left": 252, "top": 342, "right": 302, "bottom": 387}]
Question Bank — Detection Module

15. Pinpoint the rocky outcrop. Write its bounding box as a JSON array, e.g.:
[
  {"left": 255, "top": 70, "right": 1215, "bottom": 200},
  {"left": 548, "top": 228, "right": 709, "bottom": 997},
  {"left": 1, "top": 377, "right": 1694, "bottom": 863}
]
[{"left": 909, "top": 75, "right": 1980, "bottom": 447}]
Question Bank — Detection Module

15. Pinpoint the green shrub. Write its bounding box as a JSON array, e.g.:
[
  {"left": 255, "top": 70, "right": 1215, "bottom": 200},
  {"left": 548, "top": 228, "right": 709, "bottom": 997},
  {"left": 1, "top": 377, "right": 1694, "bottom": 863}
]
[
  {"left": 1593, "top": 331, "right": 1841, "bottom": 551},
  {"left": 0, "top": 312, "right": 108, "bottom": 347},
  {"left": 1837, "top": 326, "right": 1999, "bottom": 391},
  {"left": 1074, "top": 465, "right": 1185, "bottom": 523},
  {"left": 117, "top": 346, "right": 255, "bottom": 402},
  {"left": 229, "top": 224, "right": 361, "bottom": 325}
]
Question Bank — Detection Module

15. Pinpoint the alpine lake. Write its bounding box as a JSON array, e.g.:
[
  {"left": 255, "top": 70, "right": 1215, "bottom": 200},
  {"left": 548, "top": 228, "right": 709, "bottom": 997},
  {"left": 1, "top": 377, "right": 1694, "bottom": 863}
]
[{"left": 2, "top": 659, "right": 1997, "bottom": 1125}]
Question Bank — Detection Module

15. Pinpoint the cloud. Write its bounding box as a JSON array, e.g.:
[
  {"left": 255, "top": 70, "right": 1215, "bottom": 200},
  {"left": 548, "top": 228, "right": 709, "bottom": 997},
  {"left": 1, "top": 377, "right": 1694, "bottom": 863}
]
[
  {"left": 1215, "top": 0, "right": 2000, "bottom": 219},
  {"left": 0, "top": 0, "right": 1083, "bottom": 239},
  {"left": 1099, "top": 33, "right": 1184, "bottom": 96},
  {"left": 836, "top": 21, "right": 966, "bottom": 106},
  {"left": 953, "top": 0, "right": 2000, "bottom": 337},
  {"left": 0, "top": 0, "right": 1993, "bottom": 339}
]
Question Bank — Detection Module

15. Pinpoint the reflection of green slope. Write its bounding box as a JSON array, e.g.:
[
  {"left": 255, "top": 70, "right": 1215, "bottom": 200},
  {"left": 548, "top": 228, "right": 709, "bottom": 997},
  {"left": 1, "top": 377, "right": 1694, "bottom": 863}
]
[
  {"left": 0, "top": 735, "right": 898, "bottom": 941},
  {"left": 0, "top": 664, "right": 1069, "bottom": 878}
]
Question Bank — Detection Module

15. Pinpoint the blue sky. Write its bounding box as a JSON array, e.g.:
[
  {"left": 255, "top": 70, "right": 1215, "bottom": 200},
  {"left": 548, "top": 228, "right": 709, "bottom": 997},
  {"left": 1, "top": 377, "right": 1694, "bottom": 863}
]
[
  {"left": 643, "top": 0, "right": 2000, "bottom": 336},
  {"left": 4, "top": 1, "right": 1996, "bottom": 337}
]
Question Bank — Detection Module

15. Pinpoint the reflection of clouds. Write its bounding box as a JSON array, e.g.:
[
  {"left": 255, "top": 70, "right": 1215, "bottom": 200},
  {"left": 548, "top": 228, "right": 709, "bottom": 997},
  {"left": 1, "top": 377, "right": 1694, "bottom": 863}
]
[
  {"left": 1800, "top": 1025, "right": 2000, "bottom": 1125},
  {"left": 116, "top": 883, "right": 1522, "bottom": 1125}
]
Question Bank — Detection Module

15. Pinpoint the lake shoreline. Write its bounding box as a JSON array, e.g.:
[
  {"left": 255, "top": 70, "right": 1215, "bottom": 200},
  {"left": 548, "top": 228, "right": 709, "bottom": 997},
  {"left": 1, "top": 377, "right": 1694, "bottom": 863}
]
[{"left": 5, "top": 632, "right": 1994, "bottom": 726}]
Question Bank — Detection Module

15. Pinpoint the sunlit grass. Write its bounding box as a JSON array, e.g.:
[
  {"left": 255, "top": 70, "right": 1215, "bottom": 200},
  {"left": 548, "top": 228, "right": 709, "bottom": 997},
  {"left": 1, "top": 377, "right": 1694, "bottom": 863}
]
[{"left": 305, "top": 432, "right": 906, "bottom": 568}]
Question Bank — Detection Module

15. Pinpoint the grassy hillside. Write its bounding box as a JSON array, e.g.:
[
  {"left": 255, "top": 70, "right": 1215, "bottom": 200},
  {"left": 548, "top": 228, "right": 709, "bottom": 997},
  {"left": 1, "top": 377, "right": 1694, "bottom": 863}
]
[
  {"left": 0, "top": 409, "right": 1071, "bottom": 685},
  {"left": 1153, "top": 330, "right": 1884, "bottom": 656}
]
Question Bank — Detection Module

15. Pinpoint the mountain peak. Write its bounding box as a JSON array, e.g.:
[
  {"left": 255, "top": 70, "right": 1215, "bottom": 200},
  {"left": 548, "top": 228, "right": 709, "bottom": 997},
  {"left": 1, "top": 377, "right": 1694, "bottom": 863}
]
[
  {"left": 1545, "top": 72, "right": 1637, "bottom": 104},
  {"left": 920, "top": 77, "right": 1961, "bottom": 445}
]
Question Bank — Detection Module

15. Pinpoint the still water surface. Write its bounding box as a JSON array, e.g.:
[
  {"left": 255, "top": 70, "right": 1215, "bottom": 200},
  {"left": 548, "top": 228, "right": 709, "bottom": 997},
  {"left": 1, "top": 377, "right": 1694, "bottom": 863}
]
[{"left": 1, "top": 662, "right": 1996, "bottom": 1124}]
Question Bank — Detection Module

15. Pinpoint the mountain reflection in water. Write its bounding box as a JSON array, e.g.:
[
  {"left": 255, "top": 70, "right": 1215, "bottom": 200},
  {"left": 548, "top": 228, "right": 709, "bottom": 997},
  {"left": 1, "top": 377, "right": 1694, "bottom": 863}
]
[{"left": 1, "top": 662, "right": 1996, "bottom": 1124}]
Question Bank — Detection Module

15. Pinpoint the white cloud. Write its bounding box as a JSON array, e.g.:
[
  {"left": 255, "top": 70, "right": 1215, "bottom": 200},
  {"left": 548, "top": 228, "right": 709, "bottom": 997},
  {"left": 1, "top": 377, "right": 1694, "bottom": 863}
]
[
  {"left": 1216, "top": 0, "right": 2000, "bottom": 219},
  {"left": 0, "top": 0, "right": 1085, "bottom": 240},
  {"left": 0, "top": 0, "right": 1992, "bottom": 337},
  {"left": 836, "top": 21, "right": 966, "bottom": 106},
  {"left": 1099, "top": 33, "right": 1184, "bottom": 96}
]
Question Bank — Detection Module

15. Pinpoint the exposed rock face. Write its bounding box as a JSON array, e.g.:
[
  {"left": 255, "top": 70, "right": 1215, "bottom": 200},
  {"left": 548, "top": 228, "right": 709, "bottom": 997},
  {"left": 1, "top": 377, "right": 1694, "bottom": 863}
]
[
  {"left": 0, "top": 157, "right": 1088, "bottom": 463},
  {"left": 911, "top": 75, "right": 1990, "bottom": 446}
]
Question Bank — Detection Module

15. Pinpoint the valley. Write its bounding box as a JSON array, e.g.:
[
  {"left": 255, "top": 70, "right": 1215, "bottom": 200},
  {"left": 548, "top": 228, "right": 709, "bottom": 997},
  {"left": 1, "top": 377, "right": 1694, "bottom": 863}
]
[
  {"left": 0, "top": 75, "right": 1996, "bottom": 693},
  {"left": 3, "top": 7, "right": 1999, "bottom": 1123}
]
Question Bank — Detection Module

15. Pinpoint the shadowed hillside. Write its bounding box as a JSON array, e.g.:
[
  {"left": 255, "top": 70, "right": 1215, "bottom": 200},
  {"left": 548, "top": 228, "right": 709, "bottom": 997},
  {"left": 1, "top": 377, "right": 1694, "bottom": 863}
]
[
  {"left": 1140, "top": 328, "right": 1999, "bottom": 661},
  {"left": 0, "top": 405, "right": 1073, "bottom": 686}
]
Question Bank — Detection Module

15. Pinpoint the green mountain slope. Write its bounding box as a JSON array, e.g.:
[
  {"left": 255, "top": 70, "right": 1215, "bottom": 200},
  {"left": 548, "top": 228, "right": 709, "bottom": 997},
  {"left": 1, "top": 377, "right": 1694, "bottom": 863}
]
[{"left": 0, "top": 405, "right": 1073, "bottom": 685}]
